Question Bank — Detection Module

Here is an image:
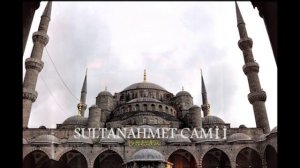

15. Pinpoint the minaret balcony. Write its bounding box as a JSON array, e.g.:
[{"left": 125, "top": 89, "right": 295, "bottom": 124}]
[
  {"left": 32, "top": 31, "right": 49, "bottom": 45},
  {"left": 248, "top": 90, "right": 267, "bottom": 104},
  {"left": 243, "top": 62, "right": 259, "bottom": 74},
  {"left": 238, "top": 37, "right": 253, "bottom": 50},
  {"left": 23, "top": 88, "right": 38, "bottom": 102},
  {"left": 25, "top": 58, "right": 44, "bottom": 72}
]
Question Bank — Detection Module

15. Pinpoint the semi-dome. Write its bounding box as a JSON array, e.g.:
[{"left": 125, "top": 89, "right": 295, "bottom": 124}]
[
  {"left": 123, "top": 82, "right": 167, "bottom": 92},
  {"left": 189, "top": 105, "right": 201, "bottom": 110},
  {"left": 256, "top": 134, "right": 266, "bottom": 142},
  {"left": 192, "top": 133, "right": 224, "bottom": 143},
  {"left": 30, "top": 134, "right": 60, "bottom": 145},
  {"left": 62, "top": 115, "right": 88, "bottom": 126},
  {"left": 202, "top": 115, "right": 225, "bottom": 125},
  {"left": 98, "top": 90, "right": 113, "bottom": 97},
  {"left": 166, "top": 134, "right": 191, "bottom": 144},
  {"left": 100, "top": 135, "right": 125, "bottom": 144},
  {"left": 176, "top": 90, "right": 191, "bottom": 97},
  {"left": 266, "top": 126, "right": 277, "bottom": 138},
  {"left": 128, "top": 97, "right": 161, "bottom": 103},
  {"left": 227, "top": 133, "right": 252, "bottom": 142},
  {"left": 130, "top": 149, "right": 166, "bottom": 162},
  {"left": 67, "top": 135, "right": 93, "bottom": 144}
]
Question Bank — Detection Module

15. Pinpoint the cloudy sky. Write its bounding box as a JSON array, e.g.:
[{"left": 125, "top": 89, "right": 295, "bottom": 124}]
[{"left": 23, "top": 1, "right": 277, "bottom": 129}]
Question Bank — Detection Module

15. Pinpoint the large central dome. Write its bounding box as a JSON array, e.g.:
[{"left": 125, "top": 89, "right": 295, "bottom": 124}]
[{"left": 122, "top": 82, "right": 167, "bottom": 92}]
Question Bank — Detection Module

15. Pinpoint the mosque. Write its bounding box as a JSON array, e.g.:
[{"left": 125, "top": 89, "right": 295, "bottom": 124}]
[{"left": 22, "top": 2, "right": 277, "bottom": 168}]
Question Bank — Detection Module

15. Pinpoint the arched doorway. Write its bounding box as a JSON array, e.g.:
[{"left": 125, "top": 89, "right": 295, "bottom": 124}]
[
  {"left": 236, "top": 147, "right": 262, "bottom": 168},
  {"left": 94, "top": 150, "right": 123, "bottom": 168},
  {"left": 202, "top": 148, "right": 231, "bottom": 168},
  {"left": 23, "top": 150, "right": 49, "bottom": 168},
  {"left": 23, "top": 150, "right": 66, "bottom": 168},
  {"left": 265, "top": 145, "right": 277, "bottom": 168},
  {"left": 168, "top": 149, "right": 197, "bottom": 168},
  {"left": 59, "top": 150, "right": 88, "bottom": 168}
]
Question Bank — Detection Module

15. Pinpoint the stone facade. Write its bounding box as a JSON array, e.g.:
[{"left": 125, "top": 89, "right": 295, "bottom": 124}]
[
  {"left": 23, "top": 2, "right": 277, "bottom": 168},
  {"left": 23, "top": 76, "right": 277, "bottom": 168}
]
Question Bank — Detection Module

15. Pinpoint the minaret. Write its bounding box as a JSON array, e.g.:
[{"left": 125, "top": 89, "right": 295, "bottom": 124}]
[
  {"left": 201, "top": 70, "right": 210, "bottom": 117},
  {"left": 77, "top": 70, "right": 87, "bottom": 116},
  {"left": 23, "top": 2, "right": 52, "bottom": 128},
  {"left": 143, "top": 69, "right": 147, "bottom": 82},
  {"left": 235, "top": 2, "right": 270, "bottom": 133}
]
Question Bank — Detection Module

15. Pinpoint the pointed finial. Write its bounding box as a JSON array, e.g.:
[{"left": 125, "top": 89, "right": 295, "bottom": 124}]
[
  {"left": 235, "top": 1, "right": 245, "bottom": 26},
  {"left": 201, "top": 69, "right": 207, "bottom": 94},
  {"left": 182, "top": 86, "right": 184, "bottom": 91},
  {"left": 144, "top": 69, "right": 147, "bottom": 82},
  {"left": 105, "top": 86, "right": 107, "bottom": 91},
  {"left": 42, "top": 1, "right": 52, "bottom": 18},
  {"left": 82, "top": 70, "right": 87, "bottom": 93}
]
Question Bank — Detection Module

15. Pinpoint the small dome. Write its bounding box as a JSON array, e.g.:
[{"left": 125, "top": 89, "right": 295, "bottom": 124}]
[
  {"left": 130, "top": 149, "right": 166, "bottom": 162},
  {"left": 133, "top": 125, "right": 157, "bottom": 134},
  {"left": 270, "top": 126, "right": 277, "bottom": 134},
  {"left": 100, "top": 135, "right": 124, "bottom": 144},
  {"left": 192, "top": 133, "right": 224, "bottom": 143},
  {"left": 227, "top": 133, "right": 252, "bottom": 142},
  {"left": 67, "top": 135, "right": 93, "bottom": 144},
  {"left": 62, "top": 115, "right": 88, "bottom": 126},
  {"left": 128, "top": 97, "right": 161, "bottom": 103},
  {"left": 176, "top": 91, "right": 191, "bottom": 97},
  {"left": 98, "top": 90, "right": 113, "bottom": 97},
  {"left": 256, "top": 134, "right": 266, "bottom": 142},
  {"left": 31, "top": 134, "right": 60, "bottom": 145},
  {"left": 239, "top": 124, "right": 247, "bottom": 128},
  {"left": 189, "top": 105, "right": 201, "bottom": 110},
  {"left": 123, "top": 82, "right": 167, "bottom": 92},
  {"left": 202, "top": 115, "right": 225, "bottom": 125},
  {"left": 39, "top": 125, "right": 47, "bottom": 129},
  {"left": 166, "top": 134, "right": 191, "bottom": 144},
  {"left": 23, "top": 138, "right": 28, "bottom": 144}
]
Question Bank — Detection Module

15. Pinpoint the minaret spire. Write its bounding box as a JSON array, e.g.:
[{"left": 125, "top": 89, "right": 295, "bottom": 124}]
[
  {"left": 42, "top": 1, "right": 52, "bottom": 18},
  {"left": 81, "top": 69, "right": 87, "bottom": 94},
  {"left": 200, "top": 69, "right": 210, "bottom": 116},
  {"left": 143, "top": 69, "right": 147, "bottom": 82},
  {"left": 23, "top": 1, "right": 52, "bottom": 128},
  {"left": 78, "top": 70, "right": 87, "bottom": 116},
  {"left": 235, "top": 2, "right": 270, "bottom": 133},
  {"left": 235, "top": 1, "right": 245, "bottom": 26}
]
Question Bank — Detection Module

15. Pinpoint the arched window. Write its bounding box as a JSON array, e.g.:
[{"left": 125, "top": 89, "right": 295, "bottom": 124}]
[
  {"left": 151, "top": 104, "right": 155, "bottom": 111},
  {"left": 202, "top": 148, "right": 231, "bottom": 168},
  {"left": 168, "top": 149, "right": 197, "bottom": 168},
  {"left": 158, "top": 105, "right": 163, "bottom": 112},
  {"left": 59, "top": 150, "right": 88, "bottom": 168},
  {"left": 236, "top": 147, "right": 262, "bottom": 168},
  {"left": 94, "top": 150, "right": 123, "bottom": 168},
  {"left": 265, "top": 145, "right": 277, "bottom": 168}
]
